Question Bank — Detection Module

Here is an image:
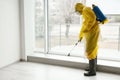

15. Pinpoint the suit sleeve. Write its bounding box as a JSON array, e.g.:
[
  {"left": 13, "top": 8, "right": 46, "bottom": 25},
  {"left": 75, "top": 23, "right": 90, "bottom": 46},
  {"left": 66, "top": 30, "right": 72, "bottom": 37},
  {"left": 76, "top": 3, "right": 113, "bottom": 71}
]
[{"left": 79, "top": 8, "right": 96, "bottom": 40}]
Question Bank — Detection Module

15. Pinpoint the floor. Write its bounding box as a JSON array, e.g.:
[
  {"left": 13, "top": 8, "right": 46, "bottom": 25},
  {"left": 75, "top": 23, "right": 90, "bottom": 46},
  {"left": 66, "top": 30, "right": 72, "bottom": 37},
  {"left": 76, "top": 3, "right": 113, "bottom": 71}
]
[{"left": 0, "top": 62, "right": 120, "bottom": 80}]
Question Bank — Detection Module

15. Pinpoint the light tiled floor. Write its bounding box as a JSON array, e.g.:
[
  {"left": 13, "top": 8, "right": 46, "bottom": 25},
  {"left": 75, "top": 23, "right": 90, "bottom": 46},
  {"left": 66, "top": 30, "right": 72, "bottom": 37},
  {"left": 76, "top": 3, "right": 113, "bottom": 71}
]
[{"left": 0, "top": 62, "right": 120, "bottom": 80}]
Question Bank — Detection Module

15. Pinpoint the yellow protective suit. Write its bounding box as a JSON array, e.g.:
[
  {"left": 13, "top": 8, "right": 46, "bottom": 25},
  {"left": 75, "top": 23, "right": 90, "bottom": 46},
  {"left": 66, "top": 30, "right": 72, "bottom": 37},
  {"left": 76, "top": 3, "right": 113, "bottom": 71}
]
[{"left": 75, "top": 3, "right": 100, "bottom": 60}]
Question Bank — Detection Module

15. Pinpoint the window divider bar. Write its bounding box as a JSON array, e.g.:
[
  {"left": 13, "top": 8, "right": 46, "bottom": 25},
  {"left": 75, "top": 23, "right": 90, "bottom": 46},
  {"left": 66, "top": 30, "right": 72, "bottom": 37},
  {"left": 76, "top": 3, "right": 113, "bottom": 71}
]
[{"left": 44, "top": 0, "right": 49, "bottom": 53}]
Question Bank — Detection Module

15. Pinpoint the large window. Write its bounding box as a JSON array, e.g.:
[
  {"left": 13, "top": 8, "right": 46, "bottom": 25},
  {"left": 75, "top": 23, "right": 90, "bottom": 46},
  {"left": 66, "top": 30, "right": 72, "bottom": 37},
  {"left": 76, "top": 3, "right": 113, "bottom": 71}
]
[{"left": 32, "top": 0, "right": 120, "bottom": 61}]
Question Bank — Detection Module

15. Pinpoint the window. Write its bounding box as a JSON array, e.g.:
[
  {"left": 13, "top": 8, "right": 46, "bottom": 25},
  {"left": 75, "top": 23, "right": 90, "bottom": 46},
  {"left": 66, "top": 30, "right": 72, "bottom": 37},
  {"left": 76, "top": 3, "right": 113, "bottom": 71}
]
[
  {"left": 86, "top": 0, "right": 120, "bottom": 60},
  {"left": 48, "top": 0, "right": 85, "bottom": 56},
  {"left": 35, "top": 0, "right": 45, "bottom": 52},
  {"left": 31, "top": 0, "right": 120, "bottom": 60}
]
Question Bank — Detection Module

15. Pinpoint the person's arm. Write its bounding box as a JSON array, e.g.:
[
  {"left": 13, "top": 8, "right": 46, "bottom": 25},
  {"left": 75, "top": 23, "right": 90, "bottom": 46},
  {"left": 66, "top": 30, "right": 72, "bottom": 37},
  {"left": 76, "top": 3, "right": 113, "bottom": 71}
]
[
  {"left": 79, "top": 25, "right": 84, "bottom": 41},
  {"left": 78, "top": 7, "right": 96, "bottom": 41},
  {"left": 82, "top": 7, "right": 96, "bottom": 32}
]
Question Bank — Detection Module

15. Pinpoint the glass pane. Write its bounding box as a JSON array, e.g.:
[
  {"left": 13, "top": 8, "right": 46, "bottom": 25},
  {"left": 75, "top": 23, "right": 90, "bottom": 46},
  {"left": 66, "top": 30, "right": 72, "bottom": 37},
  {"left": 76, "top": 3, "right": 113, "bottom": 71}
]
[
  {"left": 48, "top": 0, "right": 85, "bottom": 56},
  {"left": 86, "top": 0, "right": 120, "bottom": 60},
  {"left": 35, "top": 0, "right": 45, "bottom": 51},
  {"left": 48, "top": 0, "right": 120, "bottom": 60},
  {"left": 98, "top": 14, "right": 120, "bottom": 60}
]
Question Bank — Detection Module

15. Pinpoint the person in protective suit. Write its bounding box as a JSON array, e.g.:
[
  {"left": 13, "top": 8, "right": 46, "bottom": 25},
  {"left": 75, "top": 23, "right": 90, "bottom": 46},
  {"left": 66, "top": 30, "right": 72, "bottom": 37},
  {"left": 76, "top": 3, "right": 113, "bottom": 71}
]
[{"left": 75, "top": 3, "right": 100, "bottom": 76}]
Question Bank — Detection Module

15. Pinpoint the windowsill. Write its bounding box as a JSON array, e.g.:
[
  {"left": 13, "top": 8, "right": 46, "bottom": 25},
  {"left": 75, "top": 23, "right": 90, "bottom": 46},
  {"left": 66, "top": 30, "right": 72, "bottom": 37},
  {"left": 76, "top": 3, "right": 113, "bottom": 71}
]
[{"left": 27, "top": 53, "right": 120, "bottom": 74}]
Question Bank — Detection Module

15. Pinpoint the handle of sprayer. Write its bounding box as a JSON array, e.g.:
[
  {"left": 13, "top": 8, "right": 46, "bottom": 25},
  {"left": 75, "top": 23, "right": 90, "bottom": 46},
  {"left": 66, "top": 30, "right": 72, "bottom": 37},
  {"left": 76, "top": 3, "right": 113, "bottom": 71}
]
[
  {"left": 75, "top": 40, "right": 81, "bottom": 45},
  {"left": 67, "top": 40, "right": 81, "bottom": 56}
]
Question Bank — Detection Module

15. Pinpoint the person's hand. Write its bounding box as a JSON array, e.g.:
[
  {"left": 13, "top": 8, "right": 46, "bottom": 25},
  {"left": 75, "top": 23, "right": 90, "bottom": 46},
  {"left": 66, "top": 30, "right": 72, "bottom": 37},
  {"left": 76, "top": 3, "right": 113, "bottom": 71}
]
[
  {"left": 78, "top": 37, "right": 83, "bottom": 42},
  {"left": 78, "top": 40, "right": 81, "bottom": 42}
]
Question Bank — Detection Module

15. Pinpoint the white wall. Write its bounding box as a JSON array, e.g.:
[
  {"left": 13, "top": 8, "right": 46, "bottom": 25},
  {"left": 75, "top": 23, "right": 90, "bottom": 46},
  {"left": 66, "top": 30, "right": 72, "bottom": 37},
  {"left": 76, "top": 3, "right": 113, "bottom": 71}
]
[
  {"left": 20, "top": 0, "right": 35, "bottom": 60},
  {"left": 0, "top": 0, "right": 20, "bottom": 68}
]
